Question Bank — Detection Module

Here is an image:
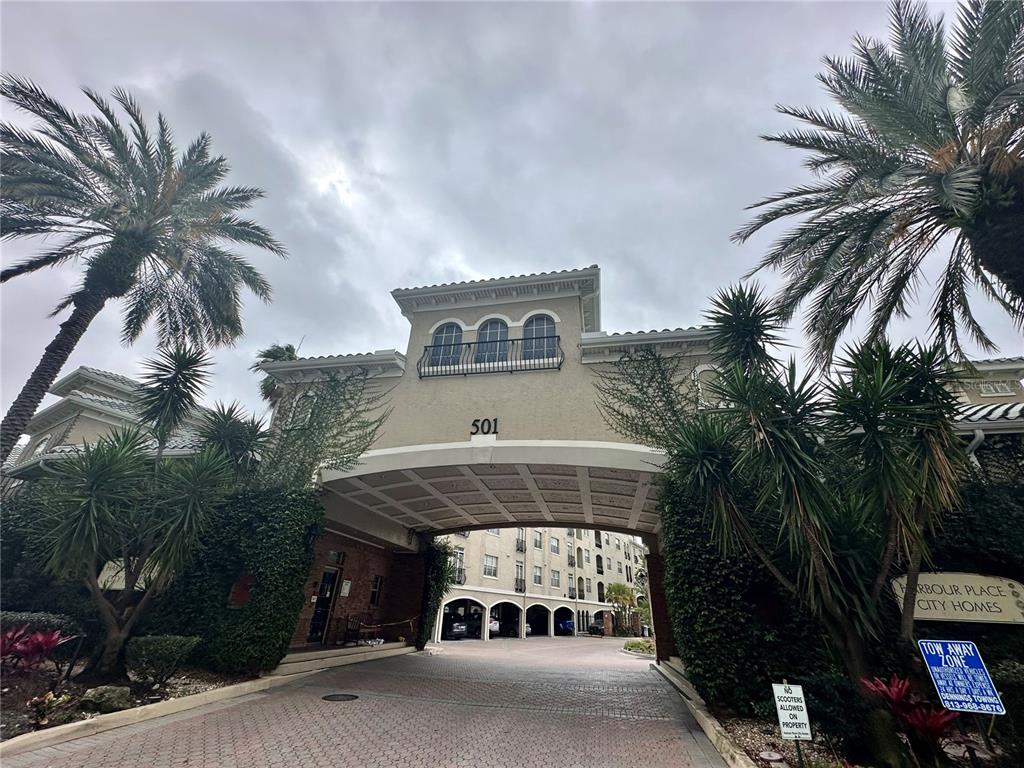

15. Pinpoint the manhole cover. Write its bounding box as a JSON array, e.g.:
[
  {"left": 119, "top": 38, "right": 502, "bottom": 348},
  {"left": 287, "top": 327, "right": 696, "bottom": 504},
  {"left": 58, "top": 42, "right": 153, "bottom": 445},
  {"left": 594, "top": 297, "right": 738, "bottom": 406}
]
[{"left": 322, "top": 693, "right": 359, "bottom": 702}]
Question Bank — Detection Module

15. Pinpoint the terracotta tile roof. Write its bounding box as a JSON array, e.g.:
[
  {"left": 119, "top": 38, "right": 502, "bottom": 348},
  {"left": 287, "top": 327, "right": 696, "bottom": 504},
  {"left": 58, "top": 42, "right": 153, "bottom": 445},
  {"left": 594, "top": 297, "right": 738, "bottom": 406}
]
[
  {"left": 392, "top": 265, "right": 599, "bottom": 294},
  {"left": 603, "top": 326, "right": 710, "bottom": 338},
  {"left": 77, "top": 366, "right": 140, "bottom": 390}
]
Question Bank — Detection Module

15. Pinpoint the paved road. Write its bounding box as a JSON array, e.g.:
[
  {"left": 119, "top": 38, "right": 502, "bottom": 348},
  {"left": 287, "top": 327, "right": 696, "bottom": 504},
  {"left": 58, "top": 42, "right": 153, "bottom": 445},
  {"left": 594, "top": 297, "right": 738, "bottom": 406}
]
[{"left": 6, "top": 637, "right": 726, "bottom": 768}]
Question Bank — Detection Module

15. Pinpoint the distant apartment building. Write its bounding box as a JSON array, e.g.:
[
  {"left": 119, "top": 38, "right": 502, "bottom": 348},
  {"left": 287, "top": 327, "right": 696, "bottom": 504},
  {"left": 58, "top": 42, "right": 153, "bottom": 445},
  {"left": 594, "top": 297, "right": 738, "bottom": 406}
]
[{"left": 437, "top": 526, "right": 646, "bottom": 641}]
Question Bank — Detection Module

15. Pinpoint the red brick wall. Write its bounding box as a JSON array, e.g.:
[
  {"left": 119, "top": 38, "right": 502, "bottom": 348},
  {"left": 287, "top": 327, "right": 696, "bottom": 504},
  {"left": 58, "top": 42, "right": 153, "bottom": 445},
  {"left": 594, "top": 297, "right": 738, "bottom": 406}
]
[
  {"left": 290, "top": 531, "right": 398, "bottom": 648},
  {"left": 645, "top": 552, "right": 677, "bottom": 661}
]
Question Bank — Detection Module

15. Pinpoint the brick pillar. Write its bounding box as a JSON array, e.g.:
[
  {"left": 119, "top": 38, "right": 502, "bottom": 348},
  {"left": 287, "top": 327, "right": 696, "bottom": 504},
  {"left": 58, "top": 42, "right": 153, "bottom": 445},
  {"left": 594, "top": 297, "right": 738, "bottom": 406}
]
[
  {"left": 645, "top": 551, "right": 676, "bottom": 662},
  {"left": 602, "top": 610, "right": 613, "bottom": 636}
]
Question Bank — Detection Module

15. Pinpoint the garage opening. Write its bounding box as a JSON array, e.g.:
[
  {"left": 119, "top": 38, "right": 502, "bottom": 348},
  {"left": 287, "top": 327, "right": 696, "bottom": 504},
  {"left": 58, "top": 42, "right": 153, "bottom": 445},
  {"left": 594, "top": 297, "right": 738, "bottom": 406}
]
[
  {"left": 525, "top": 604, "right": 550, "bottom": 636},
  {"left": 440, "top": 598, "right": 486, "bottom": 640},
  {"left": 553, "top": 606, "right": 574, "bottom": 636},
  {"left": 489, "top": 601, "right": 522, "bottom": 638}
]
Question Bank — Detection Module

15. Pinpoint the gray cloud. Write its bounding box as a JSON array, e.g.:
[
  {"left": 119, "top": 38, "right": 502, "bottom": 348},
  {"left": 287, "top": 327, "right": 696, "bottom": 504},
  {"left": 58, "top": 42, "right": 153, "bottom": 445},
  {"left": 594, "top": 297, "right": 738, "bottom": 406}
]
[{"left": 2, "top": 1, "right": 1020, "bottom": 418}]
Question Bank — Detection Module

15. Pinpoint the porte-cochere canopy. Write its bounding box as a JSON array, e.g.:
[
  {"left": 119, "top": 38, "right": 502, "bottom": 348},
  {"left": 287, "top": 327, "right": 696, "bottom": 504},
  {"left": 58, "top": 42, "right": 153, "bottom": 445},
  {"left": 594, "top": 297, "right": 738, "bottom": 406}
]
[{"left": 319, "top": 438, "right": 664, "bottom": 538}]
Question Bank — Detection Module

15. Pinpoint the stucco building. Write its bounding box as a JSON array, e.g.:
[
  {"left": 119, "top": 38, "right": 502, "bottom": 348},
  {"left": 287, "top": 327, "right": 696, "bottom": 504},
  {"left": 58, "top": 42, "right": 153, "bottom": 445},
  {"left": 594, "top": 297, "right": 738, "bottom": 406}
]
[{"left": 5, "top": 265, "right": 1023, "bottom": 657}]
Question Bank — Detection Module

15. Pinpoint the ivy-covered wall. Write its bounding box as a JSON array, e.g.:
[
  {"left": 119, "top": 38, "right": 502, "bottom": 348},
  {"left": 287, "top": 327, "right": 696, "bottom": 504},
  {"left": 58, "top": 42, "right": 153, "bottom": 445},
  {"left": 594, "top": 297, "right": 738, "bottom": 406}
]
[
  {"left": 658, "top": 471, "right": 1024, "bottom": 749},
  {"left": 145, "top": 486, "right": 323, "bottom": 674},
  {"left": 658, "top": 478, "right": 834, "bottom": 714}
]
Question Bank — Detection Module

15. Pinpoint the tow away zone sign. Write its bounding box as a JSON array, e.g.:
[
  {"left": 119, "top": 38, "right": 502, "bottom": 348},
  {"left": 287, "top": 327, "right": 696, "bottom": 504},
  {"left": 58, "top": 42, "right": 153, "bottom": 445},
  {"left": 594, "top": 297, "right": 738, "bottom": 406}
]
[{"left": 772, "top": 683, "right": 812, "bottom": 741}]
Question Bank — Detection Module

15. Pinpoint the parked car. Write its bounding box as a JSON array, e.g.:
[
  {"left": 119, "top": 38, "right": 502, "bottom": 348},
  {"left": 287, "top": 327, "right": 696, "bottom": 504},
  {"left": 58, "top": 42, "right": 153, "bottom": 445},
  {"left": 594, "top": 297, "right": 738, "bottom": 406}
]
[
  {"left": 464, "top": 613, "right": 484, "bottom": 638},
  {"left": 555, "top": 619, "right": 575, "bottom": 636},
  {"left": 443, "top": 618, "right": 468, "bottom": 640},
  {"left": 488, "top": 618, "right": 500, "bottom": 637},
  {"left": 587, "top": 622, "right": 604, "bottom": 636}
]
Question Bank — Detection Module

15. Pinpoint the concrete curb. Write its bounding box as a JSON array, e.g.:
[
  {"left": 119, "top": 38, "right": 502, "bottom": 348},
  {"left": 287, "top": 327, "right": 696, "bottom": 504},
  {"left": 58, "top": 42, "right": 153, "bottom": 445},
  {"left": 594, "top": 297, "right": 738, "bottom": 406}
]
[
  {"left": 619, "top": 649, "right": 656, "bottom": 659},
  {"left": 651, "top": 661, "right": 758, "bottom": 768},
  {"left": 0, "top": 645, "right": 415, "bottom": 758}
]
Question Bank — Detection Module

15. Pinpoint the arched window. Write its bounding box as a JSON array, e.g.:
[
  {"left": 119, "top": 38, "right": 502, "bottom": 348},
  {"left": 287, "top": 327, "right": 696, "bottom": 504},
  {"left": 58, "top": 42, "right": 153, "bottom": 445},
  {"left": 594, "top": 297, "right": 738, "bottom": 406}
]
[
  {"left": 522, "top": 314, "right": 556, "bottom": 359},
  {"left": 595, "top": 554, "right": 604, "bottom": 574},
  {"left": 474, "top": 319, "right": 508, "bottom": 364},
  {"left": 597, "top": 582, "right": 605, "bottom": 603},
  {"left": 577, "top": 576, "right": 584, "bottom": 595},
  {"left": 430, "top": 323, "right": 463, "bottom": 366}
]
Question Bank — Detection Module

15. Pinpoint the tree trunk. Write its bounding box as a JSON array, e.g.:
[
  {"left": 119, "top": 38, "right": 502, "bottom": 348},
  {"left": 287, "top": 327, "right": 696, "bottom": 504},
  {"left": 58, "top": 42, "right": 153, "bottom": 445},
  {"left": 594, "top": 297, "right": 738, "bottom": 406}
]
[
  {"left": 87, "top": 626, "right": 131, "bottom": 685},
  {"left": 0, "top": 294, "right": 106, "bottom": 464}
]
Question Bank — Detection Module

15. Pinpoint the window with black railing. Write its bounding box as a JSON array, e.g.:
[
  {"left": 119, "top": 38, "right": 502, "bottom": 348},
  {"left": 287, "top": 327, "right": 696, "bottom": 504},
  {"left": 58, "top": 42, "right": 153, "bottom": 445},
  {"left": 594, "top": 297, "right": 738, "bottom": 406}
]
[
  {"left": 514, "top": 578, "right": 526, "bottom": 593},
  {"left": 515, "top": 538, "right": 526, "bottom": 552},
  {"left": 567, "top": 555, "right": 576, "bottom": 567},
  {"left": 417, "top": 335, "right": 565, "bottom": 377},
  {"left": 454, "top": 567, "right": 466, "bottom": 585},
  {"left": 568, "top": 588, "right": 577, "bottom": 599}
]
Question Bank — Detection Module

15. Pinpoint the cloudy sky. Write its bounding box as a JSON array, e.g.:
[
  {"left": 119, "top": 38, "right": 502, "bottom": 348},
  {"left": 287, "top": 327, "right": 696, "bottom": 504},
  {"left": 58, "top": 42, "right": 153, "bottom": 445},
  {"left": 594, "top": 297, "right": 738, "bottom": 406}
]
[{"left": 2, "top": 1, "right": 1020, "bottom": 417}]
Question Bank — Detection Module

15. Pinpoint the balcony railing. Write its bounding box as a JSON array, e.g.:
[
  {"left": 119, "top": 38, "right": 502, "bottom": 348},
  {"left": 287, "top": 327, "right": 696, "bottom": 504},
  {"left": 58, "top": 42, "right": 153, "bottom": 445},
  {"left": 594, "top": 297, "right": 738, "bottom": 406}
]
[
  {"left": 454, "top": 531, "right": 470, "bottom": 538},
  {"left": 514, "top": 578, "right": 526, "bottom": 593},
  {"left": 454, "top": 567, "right": 466, "bottom": 585},
  {"left": 515, "top": 539, "right": 527, "bottom": 552},
  {"left": 596, "top": 566, "right": 604, "bottom": 575},
  {"left": 567, "top": 556, "right": 576, "bottom": 567},
  {"left": 417, "top": 336, "right": 565, "bottom": 378},
  {"left": 568, "top": 588, "right": 577, "bottom": 599}
]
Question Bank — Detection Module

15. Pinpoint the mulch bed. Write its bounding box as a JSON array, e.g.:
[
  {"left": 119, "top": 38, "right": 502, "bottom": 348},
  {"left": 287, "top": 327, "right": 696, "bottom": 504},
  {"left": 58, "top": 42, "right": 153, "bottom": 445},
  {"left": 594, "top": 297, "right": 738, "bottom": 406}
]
[
  {"left": 718, "top": 716, "right": 844, "bottom": 768},
  {"left": 0, "top": 665, "right": 252, "bottom": 742}
]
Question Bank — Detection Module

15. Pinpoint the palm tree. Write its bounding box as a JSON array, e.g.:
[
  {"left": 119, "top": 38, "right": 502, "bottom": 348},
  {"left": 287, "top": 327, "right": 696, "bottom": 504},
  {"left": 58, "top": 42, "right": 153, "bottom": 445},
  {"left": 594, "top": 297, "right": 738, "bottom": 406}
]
[
  {"left": 0, "top": 75, "right": 286, "bottom": 464},
  {"left": 251, "top": 342, "right": 299, "bottom": 404},
  {"left": 604, "top": 582, "right": 637, "bottom": 633},
  {"left": 30, "top": 347, "right": 232, "bottom": 681},
  {"left": 734, "top": 0, "right": 1024, "bottom": 364}
]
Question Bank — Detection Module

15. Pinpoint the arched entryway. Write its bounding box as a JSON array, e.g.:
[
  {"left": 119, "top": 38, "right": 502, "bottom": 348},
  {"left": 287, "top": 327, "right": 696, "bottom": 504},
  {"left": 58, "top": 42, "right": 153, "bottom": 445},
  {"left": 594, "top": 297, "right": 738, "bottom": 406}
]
[
  {"left": 440, "top": 597, "right": 486, "bottom": 640},
  {"left": 489, "top": 600, "right": 523, "bottom": 638},
  {"left": 525, "top": 604, "right": 550, "bottom": 636},
  {"left": 553, "top": 606, "right": 574, "bottom": 636}
]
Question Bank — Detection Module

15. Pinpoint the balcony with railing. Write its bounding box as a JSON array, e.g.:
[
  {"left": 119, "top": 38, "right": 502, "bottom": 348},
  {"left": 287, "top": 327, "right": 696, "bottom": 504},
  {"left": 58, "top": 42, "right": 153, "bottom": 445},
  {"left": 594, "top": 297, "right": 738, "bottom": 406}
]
[
  {"left": 515, "top": 538, "right": 527, "bottom": 552},
  {"left": 567, "top": 555, "right": 576, "bottom": 568},
  {"left": 454, "top": 567, "right": 466, "bottom": 585},
  {"left": 514, "top": 578, "right": 526, "bottom": 593},
  {"left": 568, "top": 588, "right": 577, "bottom": 599},
  {"left": 417, "top": 336, "right": 565, "bottom": 378},
  {"left": 596, "top": 565, "right": 604, "bottom": 575}
]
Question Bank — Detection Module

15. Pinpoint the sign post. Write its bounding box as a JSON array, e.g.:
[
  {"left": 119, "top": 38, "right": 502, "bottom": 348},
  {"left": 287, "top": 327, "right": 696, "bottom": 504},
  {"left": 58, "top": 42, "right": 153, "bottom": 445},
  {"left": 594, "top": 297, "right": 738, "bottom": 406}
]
[
  {"left": 917, "top": 640, "right": 1005, "bottom": 715},
  {"left": 772, "top": 681, "right": 812, "bottom": 766}
]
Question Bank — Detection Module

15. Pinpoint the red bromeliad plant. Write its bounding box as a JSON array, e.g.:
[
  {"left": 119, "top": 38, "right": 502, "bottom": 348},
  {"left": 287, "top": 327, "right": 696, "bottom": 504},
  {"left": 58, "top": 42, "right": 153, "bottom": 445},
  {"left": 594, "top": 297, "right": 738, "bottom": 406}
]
[
  {"left": 863, "top": 675, "right": 958, "bottom": 764},
  {"left": 0, "top": 625, "right": 76, "bottom": 673}
]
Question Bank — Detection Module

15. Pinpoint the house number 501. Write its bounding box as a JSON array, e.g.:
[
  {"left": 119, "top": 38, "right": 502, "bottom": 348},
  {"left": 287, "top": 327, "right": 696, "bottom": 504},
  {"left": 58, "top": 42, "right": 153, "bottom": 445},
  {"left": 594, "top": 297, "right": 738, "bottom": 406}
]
[{"left": 470, "top": 418, "right": 499, "bottom": 436}]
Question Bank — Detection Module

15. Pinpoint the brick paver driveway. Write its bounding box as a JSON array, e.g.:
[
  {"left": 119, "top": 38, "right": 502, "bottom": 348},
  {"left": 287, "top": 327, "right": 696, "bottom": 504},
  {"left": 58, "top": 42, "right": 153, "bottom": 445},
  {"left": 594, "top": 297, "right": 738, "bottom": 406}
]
[{"left": 7, "top": 637, "right": 726, "bottom": 768}]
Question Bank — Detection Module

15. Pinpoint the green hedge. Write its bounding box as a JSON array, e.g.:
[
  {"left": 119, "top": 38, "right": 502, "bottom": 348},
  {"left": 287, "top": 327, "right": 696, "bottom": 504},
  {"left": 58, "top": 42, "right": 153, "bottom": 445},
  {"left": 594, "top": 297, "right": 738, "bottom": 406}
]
[
  {"left": 659, "top": 479, "right": 834, "bottom": 712},
  {"left": 145, "top": 486, "right": 323, "bottom": 674},
  {"left": 658, "top": 471, "right": 1024, "bottom": 754},
  {"left": 127, "top": 635, "right": 201, "bottom": 687},
  {"left": 0, "top": 611, "right": 80, "bottom": 636},
  {"left": 415, "top": 541, "right": 454, "bottom": 650}
]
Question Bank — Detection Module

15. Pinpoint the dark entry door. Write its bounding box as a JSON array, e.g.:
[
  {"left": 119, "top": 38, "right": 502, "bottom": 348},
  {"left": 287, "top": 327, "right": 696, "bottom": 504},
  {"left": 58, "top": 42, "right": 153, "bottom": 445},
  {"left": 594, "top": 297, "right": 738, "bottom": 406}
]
[{"left": 307, "top": 569, "right": 339, "bottom": 644}]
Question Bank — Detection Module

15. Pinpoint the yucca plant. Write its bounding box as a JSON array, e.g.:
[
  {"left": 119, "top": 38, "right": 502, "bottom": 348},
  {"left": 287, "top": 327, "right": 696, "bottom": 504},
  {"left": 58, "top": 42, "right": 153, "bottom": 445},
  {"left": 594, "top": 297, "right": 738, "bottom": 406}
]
[
  {"left": 29, "top": 349, "right": 232, "bottom": 682},
  {"left": 735, "top": 0, "right": 1024, "bottom": 364},
  {"left": 0, "top": 75, "right": 286, "bottom": 464}
]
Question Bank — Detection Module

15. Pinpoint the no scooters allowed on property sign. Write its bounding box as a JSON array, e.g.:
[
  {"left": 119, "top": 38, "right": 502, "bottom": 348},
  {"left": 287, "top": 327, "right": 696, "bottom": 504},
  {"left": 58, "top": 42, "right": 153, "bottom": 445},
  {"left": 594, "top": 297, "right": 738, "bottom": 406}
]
[{"left": 772, "top": 683, "right": 812, "bottom": 741}]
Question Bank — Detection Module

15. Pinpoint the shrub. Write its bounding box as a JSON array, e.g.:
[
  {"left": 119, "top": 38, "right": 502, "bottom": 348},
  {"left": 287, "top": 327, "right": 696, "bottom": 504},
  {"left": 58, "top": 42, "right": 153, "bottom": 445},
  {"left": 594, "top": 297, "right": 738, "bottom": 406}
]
[
  {"left": 624, "top": 639, "right": 654, "bottom": 654},
  {"left": 0, "top": 611, "right": 80, "bottom": 637},
  {"left": 126, "top": 635, "right": 201, "bottom": 687}
]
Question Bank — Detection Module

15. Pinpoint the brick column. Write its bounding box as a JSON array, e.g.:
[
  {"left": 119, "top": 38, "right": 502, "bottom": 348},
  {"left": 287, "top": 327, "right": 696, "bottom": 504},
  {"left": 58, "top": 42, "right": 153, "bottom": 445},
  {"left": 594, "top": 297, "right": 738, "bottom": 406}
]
[{"left": 645, "top": 551, "right": 677, "bottom": 662}]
